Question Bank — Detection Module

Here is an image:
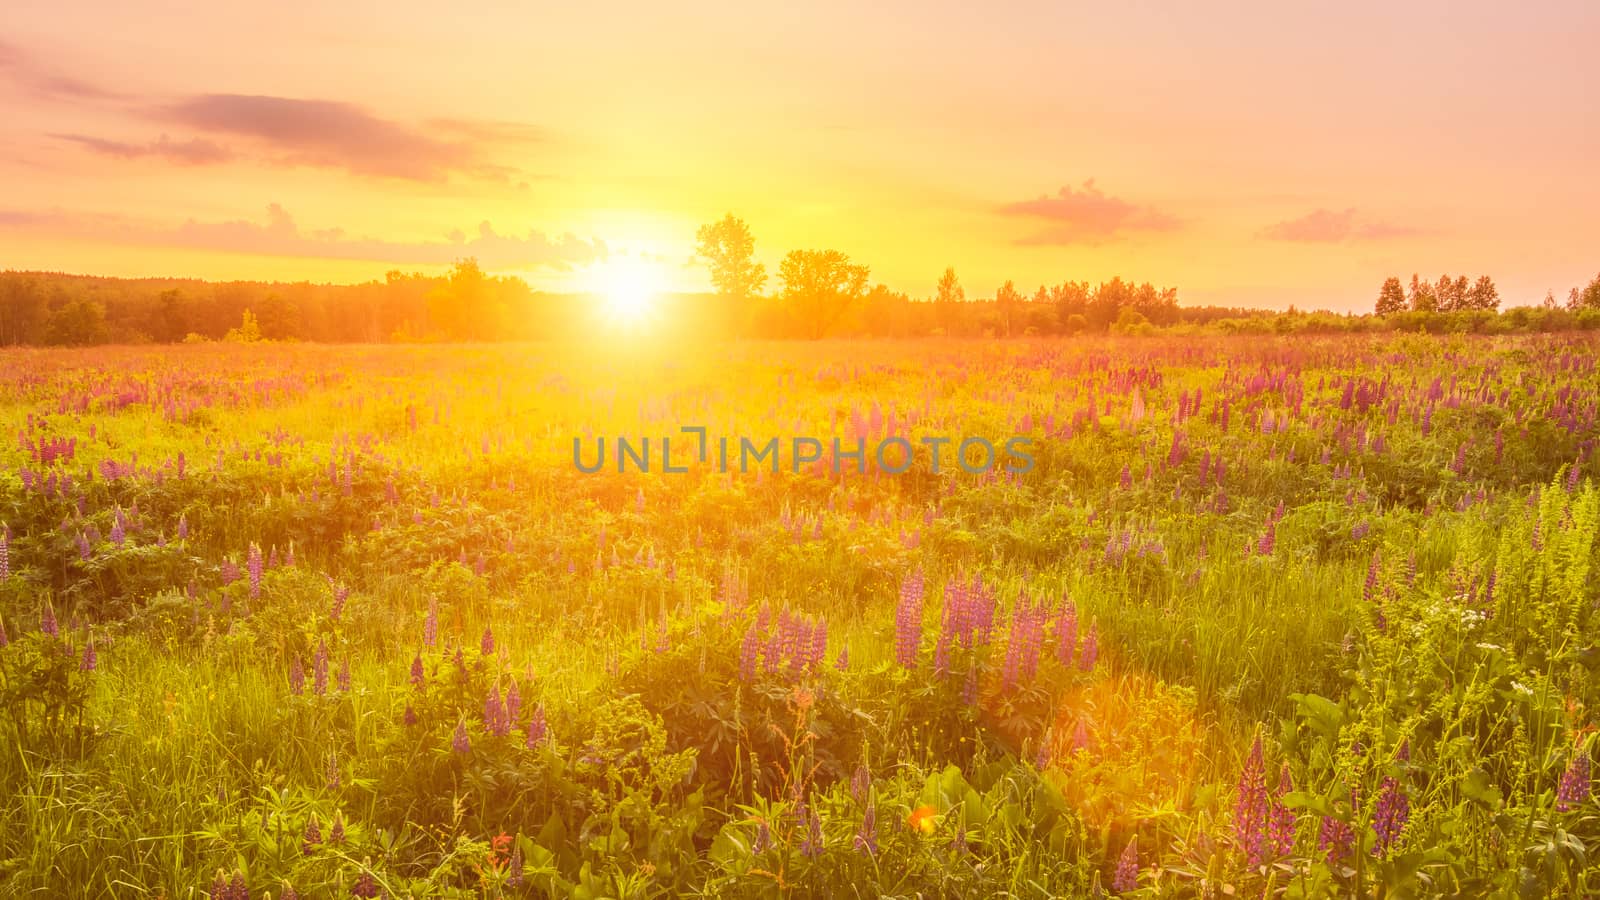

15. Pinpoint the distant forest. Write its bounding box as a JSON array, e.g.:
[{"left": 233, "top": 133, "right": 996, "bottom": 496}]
[{"left": 2, "top": 213, "right": 1598, "bottom": 346}]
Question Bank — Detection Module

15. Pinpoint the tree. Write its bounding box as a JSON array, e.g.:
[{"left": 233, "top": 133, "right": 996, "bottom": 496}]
[
  {"left": 1375, "top": 277, "right": 1407, "bottom": 315},
  {"left": 224, "top": 309, "right": 262, "bottom": 343},
  {"left": 777, "top": 249, "right": 869, "bottom": 339},
  {"left": 995, "top": 280, "right": 1023, "bottom": 337},
  {"left": 933, "top": 268, "right": 965, "bottom": 334},
  {"left": 1435, "top": 274, "right": 1466, "bottom": 312},
  {"left": 1568, "top": 273, "right": 1600, "bottom": 310},
  {"left": 1466, "top": 275, "right": 1499, "bottom": 311},
  {"left": 257, "top": 292, "right": 303, "bottom": 340},
  {"left": 694, "top": 215, "right": 767, "bottom": 302},
  {"left": 1408, "top": 274, "right": 1437, "bottom": 312},
  {"left": 43, "top": 298, "right": 108, "bottom": 346}
]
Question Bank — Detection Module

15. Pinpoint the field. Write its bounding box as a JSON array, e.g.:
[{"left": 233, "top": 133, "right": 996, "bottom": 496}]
[{"left": 0, "top": 333, "right": 1596, "bottom": 898}]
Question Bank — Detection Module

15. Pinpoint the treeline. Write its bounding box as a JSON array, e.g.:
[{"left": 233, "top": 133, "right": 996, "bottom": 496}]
[{"left": 1374, "top": 272, "right": 1600, "bottom": 316}]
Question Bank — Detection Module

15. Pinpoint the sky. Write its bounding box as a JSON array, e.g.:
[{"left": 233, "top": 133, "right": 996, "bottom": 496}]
[{"left": 2, "top": 1, "right": 1597, "bottom": 311}]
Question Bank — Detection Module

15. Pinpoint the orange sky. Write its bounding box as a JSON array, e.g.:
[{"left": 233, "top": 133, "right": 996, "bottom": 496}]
[{"left": 2, "top": 2, "right": 1596, "bottom": 310}]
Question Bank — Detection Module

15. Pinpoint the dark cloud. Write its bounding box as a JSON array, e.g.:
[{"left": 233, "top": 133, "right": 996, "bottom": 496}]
[
  {"left": 999, "top": 179, "right": 1180, "bottom": 245},
  {"left": 1259, "top": 208, "right": 1419, "bottom": 242},
  {"left": 52, "top": 133, "right": 234, "bottom": 165},
  {"left": 0, "top": 204, "right": 607, "bottom": 271},
  {"left": 165, "top": 94, "right": 486, "bottom": 180}
]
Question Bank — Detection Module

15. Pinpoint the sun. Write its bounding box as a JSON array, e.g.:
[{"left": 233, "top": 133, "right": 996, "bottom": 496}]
[{"left": 594, "top": 257, "right": 661, "bottom": 326}]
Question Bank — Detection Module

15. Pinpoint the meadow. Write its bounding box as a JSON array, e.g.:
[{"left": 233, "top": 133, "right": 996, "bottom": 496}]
[{"left": 0, "top": 333, "right": 1595, "bottom": 898}]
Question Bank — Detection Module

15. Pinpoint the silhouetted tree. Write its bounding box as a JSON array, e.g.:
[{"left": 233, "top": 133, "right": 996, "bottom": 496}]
[
  {"left": 694, "top": 215, "right": 767, "bottom": 303},
  {"left": 44, "top": 298, "right": 109, "bottom": 346},
  {"left": 1408, "top": 274, "right": 1437, "bottom": 312},
  {"left": 1467, "top": 275, "right": 1499, "bottom": 311},
  {"left": 778, "top": 249, "right": 869, "bottom": 339},
  {"left": 1375, "top": 277, "right": 1407, "bottom": 315},
  {"left": 995, "top": 279, "right": 1023, "bottom": 337}
]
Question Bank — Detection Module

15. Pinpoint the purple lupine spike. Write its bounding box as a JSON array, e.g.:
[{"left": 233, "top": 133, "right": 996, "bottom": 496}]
[
  {"left": 403, "top": 704, "right": 418, "bottom": 726},
  {"left": 1112, "top": 836, "right": 1138, "bottom": 893},
  {"left": 1372, "top": 775, "right": 1409, "bottom": 855},
  {"left": 1317, "top": 812, "right": 1354, "bottom": 865},
  {"left": 480, "top": 625, "right": 495, "bottom": 656},
  {"left": 452, "top": 718, "right": 472, "bottom": 754},
  {"left": 507, "top": 841, "right": 526, "bottom": 887},
  {"left": 336, "top": 657, "right": 351, "bottom": 693},
  {"left": 0, "top": 530, "right": 9, "bottom": 579},
  {"left": 350, "top": 872, "right": 379, "bottom": 898},
  {"left": 208, "top": 869, "right": 227, "bottom": 899},
  {"left": 41, "top": 602, "right": 58, "bottom": 638},
  {"left": 246, "top": 542, "right": 263, "bottom": 599},
  {"left": 302, "top": 815, "right": 323, "bottom": 854},
  {"left": 526, "top": 703, "right": 547, "bottom": 748},
  {"left": 280, "top": 883, "right": 298, "bottom": 900},
  {"left": 410, "top": 652, "right": 425, "bottom": 688},
  {"left": 1056, "top": 601, "right": 1078, "bottom": 667},
  {"left": 177, "top": 515, "right": 188, "bottom": 540},
  {"left": 799, "top": 802, "right": 824, "bottom": 857},
  {"left": 484, "top": 686, "right": 509, "bottom": 737},
  {"left": 1556, "top": 742, "right": 1591, "bottom": 812},
  {"left": 1268, "top": 763, "right": 1296, "bottom": 856},
  {"left": 850, "top": 765, "right": 871, "bottom": 804},
  {"left": 835, "top": 646, "right": 849, "bottom": 671},
  {"left": 80, "top": 640, "right": 97, "bottom": 671},
  {"left": 505, "top": 680, "right": 522, "bottom": 723},
  {"left": 853, "top": 799, "right": 878, "bottom": 856},
  {"left": 329, "top": 813, "right": 345, "bottom": 844},
  {"left": 895, "top": 569, "right": 924, "bottom": 669},
  {"left": 1079, "top": 622, "right": 1098, "bottom": 671},
  {"left": 423, "top": 598, "right": 438, "bottom": 647},
  {"left": 738, "top": 623, "right": 762, "bottom": 682},
  {"left": 289, "top": 655, "right": 305, "bottom": 695},
  {"left": 1234, "top": 735, "right": 1269, "bottom": 867}
]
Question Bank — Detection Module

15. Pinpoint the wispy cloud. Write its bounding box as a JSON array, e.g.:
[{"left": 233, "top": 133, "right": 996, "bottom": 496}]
[
  {"left": 1259, "top": 208, "right": 1419, "bottom": 243},
  {"left": 999, "top": 179, "right": 1180, "bottom": 245},
  {"left": 164, "top": 94, "right": 499, "bottom": 181},
  {"left": 0, "top": 204, "right": 608, "bottom": 270},
  {"left": 52, "top": 133, "right": 234, "bottom": 165},
  {"left": 0, "top": 40, "right": 124, "bottom": 101}
]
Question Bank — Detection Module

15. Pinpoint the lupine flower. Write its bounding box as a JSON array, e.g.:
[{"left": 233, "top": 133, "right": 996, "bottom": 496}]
[
  {"left": 1268, "top": 763, "right": 1296, "bottom": 856},
  {"left": 481, "top": 625, "right": 495, "bottom": 656},
  {"left": 1556, "top": 743, "right": 1591, "bottom": 812},
  {"left": 0, "top": 616, "right": 9, "bottom": 648},
  {"left": 80, "top": 640, "right": 97, "bottom": 671},
  {"left": 289, "top": 655, "right": 305, "bottom": 695},
  {"left": 506, "top": 840, "right": 526, "bottom": 887},
  {"left": 41, "top": 602, "right": 58, "bottom": 638},
  {"left": 484, "top": 686, "right": 510, "bottom": 737},
  {"left": 1318, "top": 812, "right": 1354, "bottom": 865},
  {"left": 526, "top": 704, "right": 547, "bottom": 748},
  {"left": 0, "top": 530, "right": 9, "bottom": 579},
  {"left": 330, "top": 583, "right": 349, "bottom": 621},
  {"left": 302, "top": 815, "right": 323, "bottom": 854},
  {"left": 851, "top": 764, "right": 870, "bottom": 804},
  {"left": 403, "top": 704, "right": 418, "bottom": 726},
  {"left": 800, "top": 803, "right": 825, "bottom": 857},
  {"left": 423, "top": 599, "right": 439, "bottom": 647},
  {"left": 1372, "top": 776, "right": 1409, "bottom": 855},
  {"left": 738, "top": 623, "right": 762, "bottom": 682},
  {"left": 1234, "top": 735, "right": 1269, "bottom": 867},
  {"left": 351, "top": 872, "right": 380, "bottom": 898},
  {"left": 452, "top": 718, "right": 472, "bottom": 754},
  {"left": 895, "top": 570, "right": 924, "bottom": 669},
  {"left": 410, "top": 652, "right": 425, "bottom": 688},
  {"left": 505, "top": 680, "right": 522, "bottom": 722},
  {"left": 1055, "top": 601, "right": 1078, "bottom": 667},
  {"left": 1079, "top": 622, "right": 1098, "bottom": 672},
  {"left": 854, "top": 800, "right": 878, "bottom": 856},
  {"left": 329, "top": 812, "right": 346, "bottom": 844},
  {"left": 279, "top": 883, "right": 299, "bottom": 900},
  {"left": 835, "top": 646, "right": 849, "bottom": 671},
  {"left": 752, "top": 817, "right": 772, "bottom": 853},
  {"left": 1113, "top": 836, "right": 1139, "bottom": 892}
]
